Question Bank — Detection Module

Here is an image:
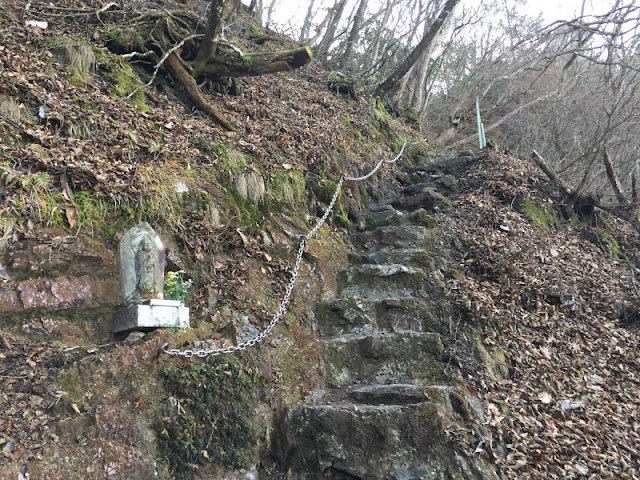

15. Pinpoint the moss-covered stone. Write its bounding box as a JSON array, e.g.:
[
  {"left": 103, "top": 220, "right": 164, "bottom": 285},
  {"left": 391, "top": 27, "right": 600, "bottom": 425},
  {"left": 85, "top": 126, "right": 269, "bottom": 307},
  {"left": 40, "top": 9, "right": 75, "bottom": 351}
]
[
  {"left": 270, "top": 169, "right": 306, "bottom": 207},
  {"left": 475, "top": 340, "right": 510, "bottom": 380},
  {"left": 160, "top": 356, "right": 258, "bottom": 478},
  {"left": 409, "top": 209, "right": 438, "bottom": 228},
  {"left": 94, "top": 48, "right": 148, "bottom": 111},
  {"left": 520, "top": 198, "right": 562, "bottom": 233},
  {"left": 105, "top": 28, "right": 145, "bottom": 53}
]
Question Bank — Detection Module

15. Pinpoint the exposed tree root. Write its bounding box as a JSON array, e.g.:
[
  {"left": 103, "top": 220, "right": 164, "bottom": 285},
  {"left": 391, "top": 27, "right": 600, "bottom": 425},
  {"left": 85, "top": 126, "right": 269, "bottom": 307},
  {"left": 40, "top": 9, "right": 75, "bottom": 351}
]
[{"left": 165, "top": 52, "right": 237, "bottom": 132}]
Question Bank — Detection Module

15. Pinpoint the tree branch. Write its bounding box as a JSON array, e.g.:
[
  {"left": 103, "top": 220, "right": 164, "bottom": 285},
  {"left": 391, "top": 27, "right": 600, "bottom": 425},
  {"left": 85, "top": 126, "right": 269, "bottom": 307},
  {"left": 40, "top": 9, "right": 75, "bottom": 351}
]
[
  {"left": 603, "top": 147, "right": 627, "bottom": 204},
  {"left": 531, "top": 150, "right": 575, "bottom": 196}
]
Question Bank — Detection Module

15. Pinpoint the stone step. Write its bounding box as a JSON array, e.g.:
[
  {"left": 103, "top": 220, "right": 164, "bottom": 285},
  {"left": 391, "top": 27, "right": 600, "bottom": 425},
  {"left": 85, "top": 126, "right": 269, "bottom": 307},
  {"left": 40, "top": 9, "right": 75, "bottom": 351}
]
[
  {"left": 349, "top": 248, "right": 434, "bottom": 270},
  {"left": 316, "top": 297, "right": 445, "bottom": 337},
  {"left": 276, "top": 398, "right": 492, "bottom": 480},
  {"left": 337, "top": 264, "right": 428, "bottom": 299},
  {"left": 367, "top": 205, "right": 405, "bottom": 227},
  {"left": 348, "top": 383, "right": 452, "bottom": 406},
  {"left": 391, "top": 186, "right": 450, "bottom": 213},
  {"left": 355, "top": 225, "right": 430, "bottom": 251},
  {"left": 322, "top": 332, "right": 445, "bottom": 387}
]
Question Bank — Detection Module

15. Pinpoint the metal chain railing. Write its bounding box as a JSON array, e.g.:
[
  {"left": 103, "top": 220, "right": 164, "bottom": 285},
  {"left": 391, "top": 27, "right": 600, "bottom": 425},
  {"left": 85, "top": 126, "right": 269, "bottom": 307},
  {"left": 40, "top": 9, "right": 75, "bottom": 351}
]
[{"left": 163, "top": 139, "right": 425, "bottom": 357}]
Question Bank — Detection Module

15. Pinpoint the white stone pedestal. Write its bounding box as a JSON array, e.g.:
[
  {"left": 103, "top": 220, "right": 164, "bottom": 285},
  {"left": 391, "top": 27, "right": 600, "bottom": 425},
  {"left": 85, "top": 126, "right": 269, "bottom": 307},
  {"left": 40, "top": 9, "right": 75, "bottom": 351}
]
[{"left": 113, "top": 299, "right": 190, "bottom": 333}]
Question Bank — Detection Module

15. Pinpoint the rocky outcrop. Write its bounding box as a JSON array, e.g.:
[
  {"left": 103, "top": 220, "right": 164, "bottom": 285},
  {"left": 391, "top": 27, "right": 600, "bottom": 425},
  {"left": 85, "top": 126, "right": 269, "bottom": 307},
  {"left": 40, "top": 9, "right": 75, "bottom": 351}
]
[
  {"left": 0, "top": 234, "right": 120, "bottom": 341},
  {"left": 274, "top": 153, "right": 498, "bottom": 480}
]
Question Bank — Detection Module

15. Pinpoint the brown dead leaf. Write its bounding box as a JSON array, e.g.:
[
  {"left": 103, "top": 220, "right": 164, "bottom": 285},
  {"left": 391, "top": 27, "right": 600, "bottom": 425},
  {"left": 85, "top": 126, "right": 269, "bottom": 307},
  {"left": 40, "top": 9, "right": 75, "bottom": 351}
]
[
  {"left": 60, "top": 174, "right": 73, "bottom": 201},
  {"left": 0, "top": 332, "right": 11, "bottom": 350},
  {"left": 65, "top": 206, "right": 78, "bottom": 228}
]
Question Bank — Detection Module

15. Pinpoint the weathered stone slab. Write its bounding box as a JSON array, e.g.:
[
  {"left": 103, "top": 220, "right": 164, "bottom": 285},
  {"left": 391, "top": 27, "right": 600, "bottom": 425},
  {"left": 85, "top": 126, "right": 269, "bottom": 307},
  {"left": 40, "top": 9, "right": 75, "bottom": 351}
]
[
  {"left": 316, "top": 297, "right": 441, "bottom": 336},
  {"left": 5, "top": 236, "right": 116, "bottom": 279},
  {"left": 276, "top": 400, "right": 498, "bottom": 480},
  {"left": 338, "top": 264, "right": 427, "bottom": 299},
  {"left": 355, "top": 225, "right": 428, "bottom": 251},
  {"left": 16, "top": 275, "right": 120, "bottom": 311},
  {"left": 113, "top": 299, "right": 189, "bottom": 333},
  {"left": 322, "top": 331, "right": 445, "bottom": 386},
  {"left": 349, "top": 384, "right": 427, "bottom": 405}
]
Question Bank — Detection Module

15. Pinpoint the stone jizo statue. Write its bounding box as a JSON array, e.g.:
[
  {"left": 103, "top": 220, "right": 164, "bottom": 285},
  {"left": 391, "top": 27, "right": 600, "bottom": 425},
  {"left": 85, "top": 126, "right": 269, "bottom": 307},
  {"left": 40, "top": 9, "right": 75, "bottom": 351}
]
[{"left": 119, "top": 222, "right": 166, "bottom": 304}]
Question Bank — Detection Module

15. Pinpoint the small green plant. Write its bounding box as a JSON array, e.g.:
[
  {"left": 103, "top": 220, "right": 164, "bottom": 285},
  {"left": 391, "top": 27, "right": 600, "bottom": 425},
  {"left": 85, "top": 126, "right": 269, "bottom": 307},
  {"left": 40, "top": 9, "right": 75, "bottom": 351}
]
[{"left": 164, "top": 270, "right": 192, "bottom": 302}]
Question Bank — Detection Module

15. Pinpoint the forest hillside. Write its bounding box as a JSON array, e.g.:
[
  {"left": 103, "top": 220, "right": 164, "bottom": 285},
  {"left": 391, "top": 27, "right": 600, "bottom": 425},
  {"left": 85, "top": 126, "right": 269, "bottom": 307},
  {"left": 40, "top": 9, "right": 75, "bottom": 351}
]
[{"left": 0, "top": 1, "right": 639, "bottom": 479}]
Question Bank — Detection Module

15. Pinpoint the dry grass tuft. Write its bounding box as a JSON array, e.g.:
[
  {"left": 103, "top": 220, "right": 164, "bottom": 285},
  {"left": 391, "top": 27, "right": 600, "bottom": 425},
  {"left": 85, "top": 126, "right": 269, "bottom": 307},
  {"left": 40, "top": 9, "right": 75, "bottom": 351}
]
[
  {"left": 235, "top": 170, "right": 265, "bottom": 206},
  {"left": 53, "top": 42, "right": 95, "bottom": 81},
  {"left": 0, "top": 94, "right": 23, "bottom": 122}
]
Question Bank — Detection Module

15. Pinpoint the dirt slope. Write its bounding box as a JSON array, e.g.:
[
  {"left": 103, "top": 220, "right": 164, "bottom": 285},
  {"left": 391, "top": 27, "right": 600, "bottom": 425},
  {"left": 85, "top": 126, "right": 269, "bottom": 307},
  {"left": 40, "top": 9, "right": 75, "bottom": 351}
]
[{"left": 431, "top": 152, "right": 640, "bottom": 479}]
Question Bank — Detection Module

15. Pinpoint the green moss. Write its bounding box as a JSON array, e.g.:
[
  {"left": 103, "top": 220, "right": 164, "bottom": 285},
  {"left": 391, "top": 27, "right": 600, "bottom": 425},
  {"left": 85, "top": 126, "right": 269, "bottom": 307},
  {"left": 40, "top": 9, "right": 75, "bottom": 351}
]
[
  {"left": 596, "top": 228, "right": 625, "bottom": 259},
  {"left": 74, "top": 191, "right": 108, "bottom": 230},
  {"left": 410, "top": 210, "right": 438, "bottom": 228},
  {"left": 475, "top": 340, "right": 510, "bottom": 380},
  {"left": 270, "top": 169, "right": 306, "bottom": 207},
  {"left": 105, "top": 28, "right": 145, "bottom": 52},
  {"left": 227, "top": 189, "right": 261, "bottom": 230},
  {"left": 161, "top": 356, "right": 257, "bottom": 478},
  {"left": 72, "top": 96, "right": 98, "bottom": 112},
  {"left": 95, "top": 48, "right": 148, "bottom": 112},
  {"left": 313, "top": 178, "right": 350, "bottom": 226},
  {"left": 12, "top": 191, "right": 65, "bottom": 227},
  {"left": 340, "top": 115, "right": 352, "bottom": 127},
  {"left": 520, "top": 198, "right": 562, "bottom": 233}
]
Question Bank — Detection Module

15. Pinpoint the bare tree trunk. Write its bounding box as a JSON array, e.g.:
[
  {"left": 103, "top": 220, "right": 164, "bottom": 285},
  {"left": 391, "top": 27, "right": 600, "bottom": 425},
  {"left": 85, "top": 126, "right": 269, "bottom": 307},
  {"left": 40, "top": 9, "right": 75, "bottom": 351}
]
[
  {"left": 316, "top": 0, "right": 348, "bottom": 60},
  {"left": 195, "top": 0, "right": 226, "bottom": 63},
  {"left": 603, "top": 147, "right": 627, "bottom": 204},
  {"left": 264, "top": 0, "right": 277, "bottom": 29},
  {"left": 299, "top": 0, "right": 317, "bottom": 42},
  {"left": 376, "top": 0, "right": 460, "bottom": 98},
  {"left": 341, "top": 0, "right": 369, "bottom": 72}
]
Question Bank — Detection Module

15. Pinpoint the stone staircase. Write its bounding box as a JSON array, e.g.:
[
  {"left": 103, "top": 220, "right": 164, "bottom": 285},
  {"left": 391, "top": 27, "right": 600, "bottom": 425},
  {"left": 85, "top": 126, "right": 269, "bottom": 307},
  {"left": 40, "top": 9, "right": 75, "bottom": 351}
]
[{"left": 275, "top": 169, "right": 498, "bottom": 480}]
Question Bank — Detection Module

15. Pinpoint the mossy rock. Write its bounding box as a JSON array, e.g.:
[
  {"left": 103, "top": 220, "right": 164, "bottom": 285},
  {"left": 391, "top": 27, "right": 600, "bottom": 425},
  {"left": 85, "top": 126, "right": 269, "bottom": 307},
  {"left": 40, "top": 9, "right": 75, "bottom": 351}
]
[
  {"left": 94, "top": 48, "right": 148, "bottom": 111},
  {"left": 105, "top": 28, "right": 146, "bottom": 53},
  {"left": 475, "top": 340, "right": 510, "bottom": 380},
  {"left": 519, "top": 198, "right": 562, "bottom": 233},
  {"left": 160, "top": 356, "right": 258, "bottom": 478},
  {"left": 408, "top": 209, "right": 438, "bottom": 228}
]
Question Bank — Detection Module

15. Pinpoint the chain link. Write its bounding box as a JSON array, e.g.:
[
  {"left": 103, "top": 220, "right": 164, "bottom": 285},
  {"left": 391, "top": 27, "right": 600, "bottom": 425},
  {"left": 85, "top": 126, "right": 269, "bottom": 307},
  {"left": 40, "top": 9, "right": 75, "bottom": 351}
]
[{"left": 163, "top": 139, "right": 425, "bottom": 357}]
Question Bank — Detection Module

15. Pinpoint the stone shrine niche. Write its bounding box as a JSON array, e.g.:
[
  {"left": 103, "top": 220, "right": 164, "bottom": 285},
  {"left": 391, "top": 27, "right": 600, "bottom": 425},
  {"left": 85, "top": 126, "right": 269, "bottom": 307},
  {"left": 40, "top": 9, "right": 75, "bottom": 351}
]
[{"left": 119, "top": 222, "right": 166, "bottom": 304}]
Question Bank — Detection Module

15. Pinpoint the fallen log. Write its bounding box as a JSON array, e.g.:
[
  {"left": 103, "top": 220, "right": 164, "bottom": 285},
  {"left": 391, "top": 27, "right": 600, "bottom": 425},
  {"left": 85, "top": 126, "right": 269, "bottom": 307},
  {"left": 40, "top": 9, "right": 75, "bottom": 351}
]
[
  {"left": 531, "top": 150, "right": 574, "bottom": 196},
  {"left": 191, "top": 45, "right": 313, "bottom": 79}
]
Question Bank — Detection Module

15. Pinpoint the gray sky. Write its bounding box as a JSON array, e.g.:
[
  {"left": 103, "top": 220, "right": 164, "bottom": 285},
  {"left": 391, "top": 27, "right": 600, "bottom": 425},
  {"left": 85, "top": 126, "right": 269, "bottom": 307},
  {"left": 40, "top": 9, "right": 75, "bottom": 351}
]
[{"left": 265, "top": 0, "right": 607, "bottom": 33}]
